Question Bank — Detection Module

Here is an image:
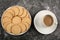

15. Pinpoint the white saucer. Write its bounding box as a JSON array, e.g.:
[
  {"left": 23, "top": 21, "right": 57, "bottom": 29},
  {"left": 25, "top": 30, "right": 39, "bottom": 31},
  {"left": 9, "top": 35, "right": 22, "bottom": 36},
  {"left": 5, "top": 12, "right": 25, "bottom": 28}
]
[{"left": 34, "top": 10, "right": 58, "bottom": 34}]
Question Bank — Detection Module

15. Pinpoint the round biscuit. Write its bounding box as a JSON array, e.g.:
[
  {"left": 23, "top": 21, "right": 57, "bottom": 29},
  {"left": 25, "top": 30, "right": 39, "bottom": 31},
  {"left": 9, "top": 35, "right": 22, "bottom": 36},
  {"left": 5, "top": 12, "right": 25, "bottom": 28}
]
[
  {"left": 12, "top": 16, "right": 21, "bottom": 24},
  {"left": 23, "top": 22, "right": 30, "bottom": 30},
  {"left": 18, "top": 23, "right": 26, "bottom": 33},
  {"left": 22, "top": 17, "right": 31, "bottom": 24},
  {"left": 11, "top": 25, "right": 21, "bottom": 35},
  {"left": 20, "top": 8, "right": 27, "bottom": 18},
  {"left": 3, "top": 22, "right": 11, "bottom": 30},
  {"left": 18, "top": 6, "right": 24, "bottom": 17},
  {"left": 6, "top": 9, "right": 15, "bottom": 16},
  {"left": 2, "top": 17, "right": 11, "bottom": 24},
  {"left": 2, "top": 12, "right": 13, "bottom": 19},
  {"left": 10, "top": 6, "right": 19, "bottom": 16},
  {"left": 6, "top": 23, "right": 13, "bottom": 33}
]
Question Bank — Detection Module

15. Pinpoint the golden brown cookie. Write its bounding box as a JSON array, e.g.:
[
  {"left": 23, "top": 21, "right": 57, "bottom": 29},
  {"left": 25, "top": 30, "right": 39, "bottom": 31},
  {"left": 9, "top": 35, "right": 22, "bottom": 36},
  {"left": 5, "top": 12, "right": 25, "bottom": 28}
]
[
  {"left": 6, "top": 23, "right": 13, "bottom": 33},
  {"left": 18, "top": 6, "right": 24, "bottom": 16},
  {"left": 2, "top": 17, "right": 11, "bottom": 24},
  {"left": 11, "top": 25, "right": 21, "bottom": 35},
  {"left": 2, "top": 12, "right": 13, "bottom": 19},
  {"left": 20, "top": 8, "right": 27, "bottom": 18},
  {"left": 3, "top": 22, "right": 11, "bottom": 30},
  {"left": 6, "top": 9, "right": 15, "bottom": 16},
  {"left": 18, "top": 23, "right": 26, "bottom": 33},
  {"left": 12, "top": 16, "right": 21, "bottom": 24},
  {"left": 22, "top": 17, "right": 31, "bottom": 24},
  {"left": 23, "top": 22, "right": 30, "bottom": 30},
  {"left": 25, "top": 13, "right": 30, "bottom": 18},
  {"left": 10, "top": 6, "right": 20, "bottom": 16}
]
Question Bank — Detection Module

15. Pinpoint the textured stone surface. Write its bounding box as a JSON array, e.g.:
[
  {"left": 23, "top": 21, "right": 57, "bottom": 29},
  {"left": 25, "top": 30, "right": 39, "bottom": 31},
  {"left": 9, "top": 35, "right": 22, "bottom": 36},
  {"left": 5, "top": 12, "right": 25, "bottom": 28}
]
[{"left": 0, "top": 0, "right": 60, "bottom": 40}]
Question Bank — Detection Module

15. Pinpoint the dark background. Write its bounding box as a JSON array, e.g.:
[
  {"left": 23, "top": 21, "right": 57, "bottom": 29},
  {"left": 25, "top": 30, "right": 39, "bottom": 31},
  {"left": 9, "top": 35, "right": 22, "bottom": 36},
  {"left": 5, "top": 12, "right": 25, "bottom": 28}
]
[{"left": 0, "top": 0, "right": 60, "bottom": 40}]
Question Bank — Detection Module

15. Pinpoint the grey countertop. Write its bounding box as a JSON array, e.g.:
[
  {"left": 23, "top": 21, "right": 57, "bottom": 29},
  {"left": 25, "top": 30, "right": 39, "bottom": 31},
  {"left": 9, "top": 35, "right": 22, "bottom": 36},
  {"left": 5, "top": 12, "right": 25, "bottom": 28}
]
[{"left": 0, "top": 0, "right": 60, "bottom": 40}]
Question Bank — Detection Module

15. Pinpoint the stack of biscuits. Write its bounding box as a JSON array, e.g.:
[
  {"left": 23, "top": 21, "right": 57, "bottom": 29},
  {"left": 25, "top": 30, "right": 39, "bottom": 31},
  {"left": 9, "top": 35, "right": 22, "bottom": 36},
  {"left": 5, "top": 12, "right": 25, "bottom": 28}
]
[{"left": 1, "top": 6, "right": 31, "bottom": 35}]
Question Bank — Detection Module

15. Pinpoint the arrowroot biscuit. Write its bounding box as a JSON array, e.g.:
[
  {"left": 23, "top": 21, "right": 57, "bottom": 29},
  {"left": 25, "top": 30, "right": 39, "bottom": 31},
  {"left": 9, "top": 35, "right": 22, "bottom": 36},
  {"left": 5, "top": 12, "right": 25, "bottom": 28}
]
[
  {"left": 6, "top": 23, "right": 13, "bottom": 33},
  {"left": 20, "top": 8, "right": 27, "bottom": 18},
  {"left": 2, "top": 17, "right": 11, "bottom": 24},
  {"left": 2, "top": 12, "right": 13, "bottom": 19},
  {"left": 18, "top": 23, "right": 26, "bottom": 33},
  {"left": 18, "top": 6, "right": 24, "bottom": 16},
  {"left": 1, "top": 5, "right": 31, "bottom": 35},
  {"left": 12, "top": 16, "right": 21, "bottom": 24},
  {"left": 11, "top": 25, "right": 21, "bottom": 35},
  {"left": 6, "top": 9, "right": 15, "bottom": 16},
  {"left": 25, "top": 13, "right": 30, "bottom": 18},
  {"left": 22, "top": 17, "right": 31, "bottom": 24},
  {"left": 10, "top": 6, "right": 20, "bottom": 16},
  {"left": 23, "top": 22, "right": 29, "bottom": 30},
  {"left": 3, "top": 22, "right": 11, "bottom": 30}
]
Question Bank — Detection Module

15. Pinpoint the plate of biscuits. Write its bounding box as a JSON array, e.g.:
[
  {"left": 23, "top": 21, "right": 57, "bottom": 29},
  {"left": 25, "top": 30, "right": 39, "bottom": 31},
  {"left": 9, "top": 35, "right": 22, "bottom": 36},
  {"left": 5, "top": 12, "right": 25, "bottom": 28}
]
[{"left": 1, "top": 5, "right": 31, "bottom": 35}]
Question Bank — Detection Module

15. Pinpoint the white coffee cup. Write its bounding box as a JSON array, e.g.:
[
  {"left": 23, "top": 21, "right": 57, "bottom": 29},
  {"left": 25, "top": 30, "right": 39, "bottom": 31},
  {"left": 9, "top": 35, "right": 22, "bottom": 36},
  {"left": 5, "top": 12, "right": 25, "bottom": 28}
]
[{"left": 34, "top": 10, "right": 58, "bottom": 34}]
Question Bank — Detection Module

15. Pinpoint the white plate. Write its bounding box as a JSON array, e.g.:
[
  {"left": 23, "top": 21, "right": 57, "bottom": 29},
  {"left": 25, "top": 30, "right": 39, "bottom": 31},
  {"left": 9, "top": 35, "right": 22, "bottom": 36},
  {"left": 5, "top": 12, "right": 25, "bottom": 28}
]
[{"left": 34, "top": 10, "right": 58, "bottom": 34}]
